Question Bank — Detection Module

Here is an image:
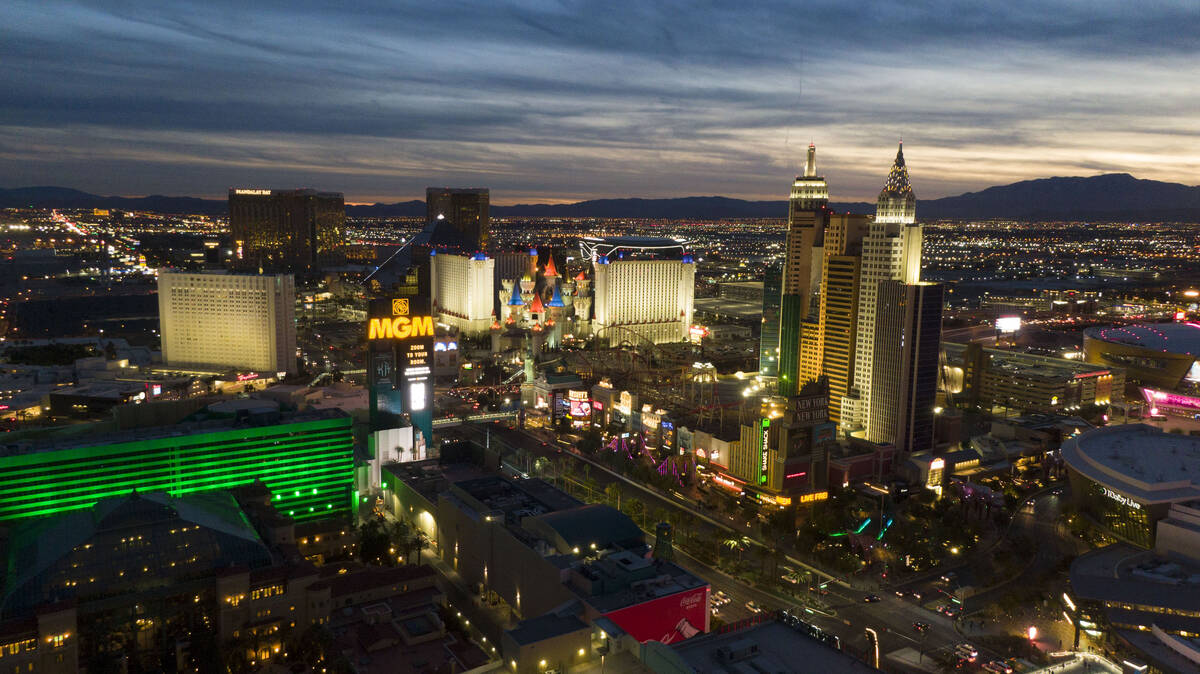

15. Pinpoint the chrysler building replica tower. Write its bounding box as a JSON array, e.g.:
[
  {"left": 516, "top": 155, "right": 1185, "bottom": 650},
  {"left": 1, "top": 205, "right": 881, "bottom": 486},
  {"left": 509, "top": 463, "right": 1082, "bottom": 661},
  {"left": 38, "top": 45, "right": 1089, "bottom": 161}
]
[
  {"left": 777, "top": 143, "right": 831, "bottom": 395},
  {"left": 842, "top": 143, "right": 923, "bottom": 434}
]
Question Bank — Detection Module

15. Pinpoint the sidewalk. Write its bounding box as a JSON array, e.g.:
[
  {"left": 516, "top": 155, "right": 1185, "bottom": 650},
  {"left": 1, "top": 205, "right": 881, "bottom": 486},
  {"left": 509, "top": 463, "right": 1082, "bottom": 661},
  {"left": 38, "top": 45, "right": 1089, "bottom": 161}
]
[{"left": 1027, "top": 652, "right": 1121, "bottom": 674}]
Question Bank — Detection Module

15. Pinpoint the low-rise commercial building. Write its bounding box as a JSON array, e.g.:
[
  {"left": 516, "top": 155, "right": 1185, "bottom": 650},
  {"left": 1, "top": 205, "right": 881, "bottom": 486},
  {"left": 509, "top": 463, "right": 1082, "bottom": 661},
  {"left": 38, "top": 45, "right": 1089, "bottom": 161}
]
[
  {"left": 387, "top": 472, "right": 710, "bottom": 673},
  {"left": 943, "top": 342, "right": 1123, "bottom": 415},
  {"left": 641, "top": 612, "right": 875, "bottom": 673},
  {"left": 1069, "top": 541, "right": 1200, "bottom": 673}
]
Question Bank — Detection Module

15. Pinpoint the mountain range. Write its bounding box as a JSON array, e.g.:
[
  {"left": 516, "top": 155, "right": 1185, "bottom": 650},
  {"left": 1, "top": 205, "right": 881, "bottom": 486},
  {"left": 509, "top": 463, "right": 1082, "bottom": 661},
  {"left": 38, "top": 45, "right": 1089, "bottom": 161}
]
[{"left": 3, "top": 173, "right": 1199, "bottom": 221}]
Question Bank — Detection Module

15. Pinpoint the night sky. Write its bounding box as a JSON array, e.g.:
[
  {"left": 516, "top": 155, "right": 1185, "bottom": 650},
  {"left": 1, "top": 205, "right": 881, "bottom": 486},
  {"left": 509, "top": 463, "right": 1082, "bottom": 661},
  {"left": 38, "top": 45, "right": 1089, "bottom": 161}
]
[{"left": 2, "top": 1, "right": 1197, "bottom": 204}]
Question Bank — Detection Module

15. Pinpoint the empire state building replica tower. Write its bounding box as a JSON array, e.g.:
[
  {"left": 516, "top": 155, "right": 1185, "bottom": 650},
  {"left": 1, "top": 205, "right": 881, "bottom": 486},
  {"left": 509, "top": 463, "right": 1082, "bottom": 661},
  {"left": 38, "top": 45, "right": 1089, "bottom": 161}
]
[{"left": 777, "top": 143, "right": 831, "bottom": 395}]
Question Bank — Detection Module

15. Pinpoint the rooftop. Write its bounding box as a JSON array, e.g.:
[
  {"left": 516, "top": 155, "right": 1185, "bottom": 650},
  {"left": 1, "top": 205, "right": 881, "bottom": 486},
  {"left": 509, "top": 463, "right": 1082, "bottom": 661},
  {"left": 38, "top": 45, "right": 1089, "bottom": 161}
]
[
  {"left": 530, "top": 504, "right": 645, "bottom": 552},
  {"left": 452, "top": 476, "right": 582, "bottom": 524},
  {"left": 573, "top": 550, "right": 707, "bottom": 613},
  {"left": 0, "top": 406, "right": 348, "bottom": 458},
  {"left": 1061, "top": 424, "right": 1200, "bottom": 505},
  {"left": 578, "top": 236, "right": 688, "bottom": 262},
  {"left": 1071, "top": 543, "right": 1200, "bottom": 623},
  {"left": 506, "top": 613, "right": 589, "bottom": 646},
  {"left": 944, "top": 342, "right": 1117, "bottom": 381},
  {"left": 666, "top": 617, "right": 876, "bottom": 674},
  {"left": 1085, "top": 322, "right": 1200, "bottom": 357},
  {"left": 308, "top": 564, "right": 437, "bottom": 598}
]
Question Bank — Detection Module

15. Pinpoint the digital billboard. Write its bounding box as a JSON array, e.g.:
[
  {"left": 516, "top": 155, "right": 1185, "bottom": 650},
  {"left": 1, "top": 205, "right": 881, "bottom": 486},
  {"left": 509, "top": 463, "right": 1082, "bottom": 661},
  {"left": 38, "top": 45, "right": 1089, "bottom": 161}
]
[
  {"left": 602, "top": 586, "right": 709, "bottom": 644},
  {"left": 367, "top": 296, "right": 434, "bottom": 445}
]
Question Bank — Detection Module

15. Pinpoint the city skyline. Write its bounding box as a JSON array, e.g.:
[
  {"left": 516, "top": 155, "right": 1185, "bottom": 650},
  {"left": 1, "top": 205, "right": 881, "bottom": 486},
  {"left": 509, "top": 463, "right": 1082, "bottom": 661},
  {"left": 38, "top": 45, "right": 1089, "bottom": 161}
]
[{"left": 2, "top": 1, "right": 1198, "bottom": 204}]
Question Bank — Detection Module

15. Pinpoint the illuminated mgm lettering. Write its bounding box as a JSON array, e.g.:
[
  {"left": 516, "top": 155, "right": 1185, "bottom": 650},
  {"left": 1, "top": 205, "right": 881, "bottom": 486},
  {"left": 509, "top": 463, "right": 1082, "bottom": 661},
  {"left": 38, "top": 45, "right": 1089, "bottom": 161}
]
[{"left": 368, "top": 315, "right": 434, "bottom": 340}]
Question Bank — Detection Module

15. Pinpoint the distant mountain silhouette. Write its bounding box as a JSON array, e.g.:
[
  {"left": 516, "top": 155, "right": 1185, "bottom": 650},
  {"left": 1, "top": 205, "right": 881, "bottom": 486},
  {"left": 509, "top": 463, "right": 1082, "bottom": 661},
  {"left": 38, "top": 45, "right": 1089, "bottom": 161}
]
[
  {"left": 0, "top": 186, "right": 228, "bottom": 215},
  {"left": 923, "top": 173, "right": 1200, "bottom": 221},
  {"left": 3, "top": 173, "right": 1199, "bottom": 220}
]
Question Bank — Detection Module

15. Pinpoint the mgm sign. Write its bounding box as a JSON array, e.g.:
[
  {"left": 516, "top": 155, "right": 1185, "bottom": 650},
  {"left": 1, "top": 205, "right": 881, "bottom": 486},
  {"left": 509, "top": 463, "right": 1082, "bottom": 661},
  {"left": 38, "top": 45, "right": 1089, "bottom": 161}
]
[
  {"left": 367, "top": 296, "right": 434, "bottom": 443},
  {"left": 368, "top": 299, "right": 435, "bottom": 340}
]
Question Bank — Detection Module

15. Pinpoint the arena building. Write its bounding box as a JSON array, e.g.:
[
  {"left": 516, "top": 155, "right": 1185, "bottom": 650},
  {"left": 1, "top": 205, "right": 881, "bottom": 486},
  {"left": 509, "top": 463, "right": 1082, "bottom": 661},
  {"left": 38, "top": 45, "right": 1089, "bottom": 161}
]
[
  {"left": 1083, "top": 322, "right": 1200, "bottom": 390},
  {"left": 1061, "top": 424, "right": 1200, "bottom": 548}
]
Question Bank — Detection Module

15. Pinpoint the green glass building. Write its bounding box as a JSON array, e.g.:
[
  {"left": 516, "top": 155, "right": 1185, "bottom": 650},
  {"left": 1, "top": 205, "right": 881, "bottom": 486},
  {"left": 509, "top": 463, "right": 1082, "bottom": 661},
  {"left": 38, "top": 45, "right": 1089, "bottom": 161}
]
[
  {"left": 0, "top": 410, "right": 354, "bottom": 524},
  {"left": 759, "top": 263, "right": 782, "bottom": 377}
]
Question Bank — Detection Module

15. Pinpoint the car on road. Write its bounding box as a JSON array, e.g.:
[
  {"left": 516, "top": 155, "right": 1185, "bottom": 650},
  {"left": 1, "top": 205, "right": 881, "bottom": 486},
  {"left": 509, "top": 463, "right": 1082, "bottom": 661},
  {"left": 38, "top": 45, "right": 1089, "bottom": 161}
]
[
  {"left": 912, "top": 621, "right": 930, "bottom": 633},
  {"left": 714, "top": 590, "right": 731, "bottom": 606},
  {"left": 910, "top": 590, "right": 923, "bottom": 600},
  {"left": 1051, "top": 488, "right": 1063, "bottom": 496},
  {"left": 940, "top": 571, "right": 957, "bottom": 583},
  {"left": 955, "top": 644, "right": 978, "bottom": 662},
  {"left": 863, "top": 594, "right": 881, "bottom": 603},
  {"left": 745, "top": 600, "right": 763, "bottom": 614},
  {"left": 894, "top": 589, "right": 907, "bottom": 598},
  {"left": 983, "top": 660, "right": 1013, "bottom": 673}
]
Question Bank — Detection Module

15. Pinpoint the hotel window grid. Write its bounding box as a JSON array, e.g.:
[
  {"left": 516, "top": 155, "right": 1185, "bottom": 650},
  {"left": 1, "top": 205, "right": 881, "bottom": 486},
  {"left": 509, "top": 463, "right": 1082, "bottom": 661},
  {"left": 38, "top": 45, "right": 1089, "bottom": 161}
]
[{"left": 0, "top": 415, "right": 354, "bottom": 524}]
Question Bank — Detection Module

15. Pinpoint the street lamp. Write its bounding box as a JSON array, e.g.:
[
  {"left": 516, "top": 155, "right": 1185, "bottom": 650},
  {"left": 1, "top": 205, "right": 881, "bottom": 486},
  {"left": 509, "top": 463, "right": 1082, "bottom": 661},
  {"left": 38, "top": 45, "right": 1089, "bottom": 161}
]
[{"left": 864, "top": 628, "right": 880, "bottom": 669}]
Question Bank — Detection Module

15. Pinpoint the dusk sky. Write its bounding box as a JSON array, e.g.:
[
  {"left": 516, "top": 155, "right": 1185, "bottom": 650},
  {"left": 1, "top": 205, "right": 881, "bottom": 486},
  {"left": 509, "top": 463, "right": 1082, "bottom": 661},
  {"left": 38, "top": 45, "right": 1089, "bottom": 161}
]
[{"left": 2, "top": 1, "right": 1198, "bottom": 204}]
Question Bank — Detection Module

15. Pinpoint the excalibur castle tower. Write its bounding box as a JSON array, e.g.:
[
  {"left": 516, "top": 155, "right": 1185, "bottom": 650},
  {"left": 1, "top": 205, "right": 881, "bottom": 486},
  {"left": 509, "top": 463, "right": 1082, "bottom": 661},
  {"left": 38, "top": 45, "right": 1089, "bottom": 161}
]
[{"left": 777, "top": 143, "right": 831, "bottom": 395}]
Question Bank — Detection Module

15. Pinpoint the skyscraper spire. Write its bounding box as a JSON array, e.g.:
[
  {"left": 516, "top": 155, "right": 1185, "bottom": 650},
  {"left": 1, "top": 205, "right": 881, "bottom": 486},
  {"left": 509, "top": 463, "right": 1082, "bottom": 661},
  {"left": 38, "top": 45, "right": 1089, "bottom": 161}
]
[
  {"left": 778, "top": 141, "right": 831, "bottom": 395},
  {"left": 879, "top": 141, "right": 913, "bottom": 200},
  {"left": 876, "top": 142, "right": 916, "bottom": 225},
  {"left": 804, "top": 142, "right": 817, "bottom": 178}
]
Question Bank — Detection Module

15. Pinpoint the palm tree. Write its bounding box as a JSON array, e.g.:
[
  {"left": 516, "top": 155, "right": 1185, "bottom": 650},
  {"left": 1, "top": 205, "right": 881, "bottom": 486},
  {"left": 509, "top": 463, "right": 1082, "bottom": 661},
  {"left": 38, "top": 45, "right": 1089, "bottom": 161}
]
[
  {"left": 410, "top": 530, "right": 429, "bottom": 564},
  {"left": 783, "top": 568, "right": 805, "bottom": 588},
  {"left": 722, "top": 536, "right": 745, "bottom": 564}
]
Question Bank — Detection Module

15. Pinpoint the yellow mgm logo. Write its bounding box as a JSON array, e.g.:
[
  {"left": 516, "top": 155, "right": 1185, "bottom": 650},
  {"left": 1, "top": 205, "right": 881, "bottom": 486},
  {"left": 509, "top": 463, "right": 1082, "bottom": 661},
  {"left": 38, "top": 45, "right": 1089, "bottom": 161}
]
[
  {"left": 369, "top": 298, "right": 432, "bottom": 340},
  {"left": 368, "top": 315, "right": 433, "bottom": 340}
]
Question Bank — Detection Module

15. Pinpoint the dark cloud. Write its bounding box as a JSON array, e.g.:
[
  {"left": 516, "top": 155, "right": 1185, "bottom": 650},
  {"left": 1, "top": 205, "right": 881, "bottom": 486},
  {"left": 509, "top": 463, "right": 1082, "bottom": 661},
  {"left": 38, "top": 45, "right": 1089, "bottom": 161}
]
[{"left": 0, "top": 0, "right": 1197, "bottom": 202}]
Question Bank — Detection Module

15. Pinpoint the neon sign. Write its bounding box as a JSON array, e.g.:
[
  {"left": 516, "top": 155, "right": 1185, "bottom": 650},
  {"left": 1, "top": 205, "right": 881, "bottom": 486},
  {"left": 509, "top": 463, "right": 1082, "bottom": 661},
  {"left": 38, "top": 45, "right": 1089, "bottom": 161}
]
[
  {"left": 1141, "top": 387, "right": 1200, "bottom": 411},
  {"left": 233, "top": 189, "right": 272, "bottom": 196},
  {"left": 712, "top": 474, "right": 743, "bottom": 492},
  {"left": 368, "top": 316, "right": 434, "bottom": 340},
  {"left": 236, "top": 372, "right": 258, "bottom": 381},
  {"left": 760, "top": 418, "right": 770, "bottom": 476}
]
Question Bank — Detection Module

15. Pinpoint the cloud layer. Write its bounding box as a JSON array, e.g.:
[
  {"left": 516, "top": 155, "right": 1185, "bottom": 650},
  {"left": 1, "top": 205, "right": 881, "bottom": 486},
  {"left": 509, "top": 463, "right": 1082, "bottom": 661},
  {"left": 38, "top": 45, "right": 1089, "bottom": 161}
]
[{"left": 1, "top": 0, "right": 1197, "bottom": 203}]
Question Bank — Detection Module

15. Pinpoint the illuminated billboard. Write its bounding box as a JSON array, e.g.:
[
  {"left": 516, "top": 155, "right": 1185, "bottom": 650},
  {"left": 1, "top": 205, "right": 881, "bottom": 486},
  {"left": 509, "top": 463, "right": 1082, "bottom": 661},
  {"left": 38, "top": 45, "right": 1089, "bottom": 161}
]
[
  {"left": 602, "top": 586, "right": 709, "bottom": 644},
  {"left": 367, "top": 296, "right": 434, "bottom": 444},
  {"left": 995, "top": 316, "right": 1022, "bottom": 333}
]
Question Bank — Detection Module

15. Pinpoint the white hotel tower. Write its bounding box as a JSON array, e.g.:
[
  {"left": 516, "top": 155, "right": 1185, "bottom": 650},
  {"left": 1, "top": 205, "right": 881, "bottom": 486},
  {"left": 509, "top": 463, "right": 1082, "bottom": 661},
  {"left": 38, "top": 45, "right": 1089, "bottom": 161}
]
[
  {"left": 430, "top": 251, "right": 496, "bottom": 336},
  {"left": 158, "top": 271, "right": 297, "bottom": 374},
  {"left": 593, "top": 254, "right": 695, "bottom": 345},
  {"left": 842, "top": 143, "right": 923, "bottom": 433}
]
